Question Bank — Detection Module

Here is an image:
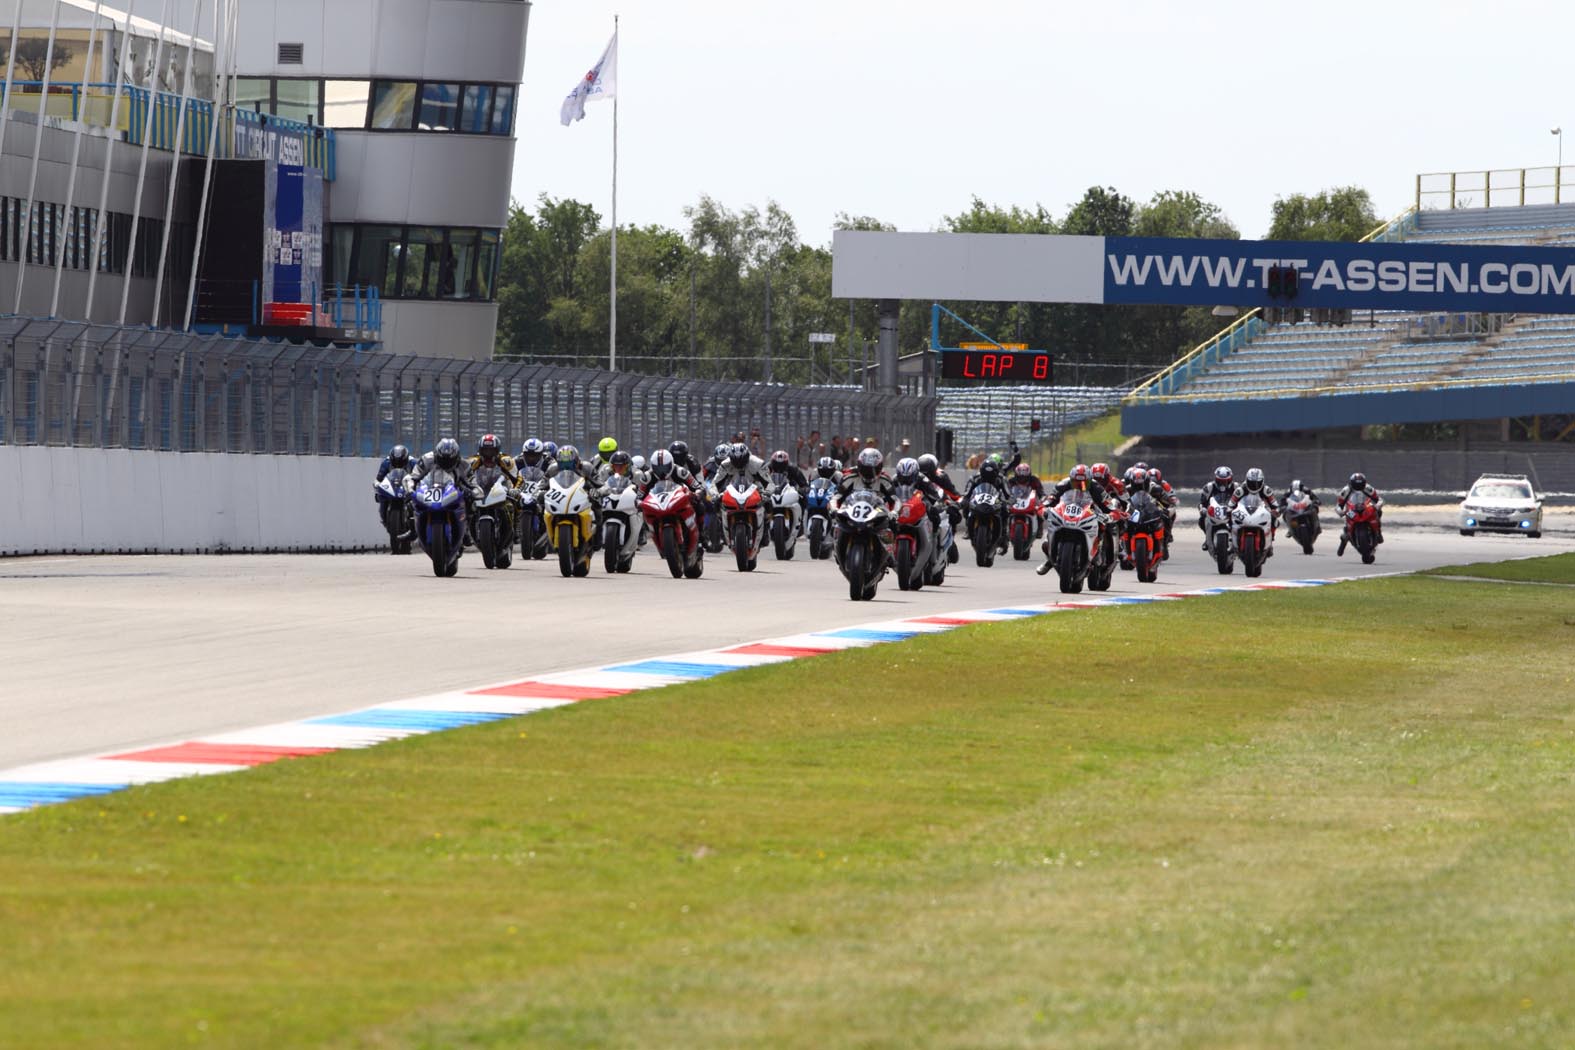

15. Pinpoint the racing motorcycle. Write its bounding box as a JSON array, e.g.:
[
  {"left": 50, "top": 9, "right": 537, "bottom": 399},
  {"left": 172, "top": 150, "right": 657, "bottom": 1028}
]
[
  {"left": 721, "top": 476, "right": 766, "bottom": 572},
  {"left": 600, "top": 473, "right": 642, "bottom": 574},
  {"left": 1283, "top": 488, "right": 1321, "bottom": 555},
  {"left": 1204, "top": 492, "right": 1236, "bottom": 575},
  {"left": 1343, "top": 490, "right": 1380, "bottom": 564},
  {"left": 701, "top": 483, "right": 726, "bottom": 553},
  {"left": 1039, "top": 489, "right": 1112, "bottom": 594},
  {"left": 1232, "top": 493, "right": 1275, "bottom": 578},
  {"left": 412, "top": 468, "right": 466, "bottom": 578},
  {"left": 640, "top": 478, "right": 704, "bottom": 579},
  {"left": 471, "top": 464, "right": 516, "bottom": 570},
  {"left": 834, "top": 489, "right": 893, "bottom": 601},
  {"left": 374, "top": 467, "right": 414, "bottom": 554},
  {"left": 805, "top": 476, "right": 837, "bottom": 560},
  {"left": 966, "top": 485, "right": 1006, "bottom": 568},
  {"left": 768, "top": 471, "right": 802, "bottom": 561},
  {"left": 1006, "top": 482, "right": 1044, "bottom": 561},
  {"left": 543, "top": 470, "right": 594, "bottom": 578},
  {"left": 892, "top": 481, "right": 934, "bottom": 591},
  {"left": 516, "top": 466, "right": 550, "bottom": 560},
  {"left": 1125, "top": 489, "right": 1168, "bottom": 584},
  {"left": 926, "top": 498, "right": 955, "bottom": 585}
]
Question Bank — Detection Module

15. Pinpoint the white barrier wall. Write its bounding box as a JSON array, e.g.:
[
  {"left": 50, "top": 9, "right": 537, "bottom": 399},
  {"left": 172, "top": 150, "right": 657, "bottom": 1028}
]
[{"left": 0, "top": 447, "right": 389, "bottom": 556}]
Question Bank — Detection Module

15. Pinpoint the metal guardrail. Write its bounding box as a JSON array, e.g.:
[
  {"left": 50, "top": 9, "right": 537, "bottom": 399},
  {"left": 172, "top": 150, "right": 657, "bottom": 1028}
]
[
  {"left": 1122, "top": 364, "right": 1575, "bottom": 405},
  {"left": 0, "top": 319, "right": 936, "bottom": 459}
]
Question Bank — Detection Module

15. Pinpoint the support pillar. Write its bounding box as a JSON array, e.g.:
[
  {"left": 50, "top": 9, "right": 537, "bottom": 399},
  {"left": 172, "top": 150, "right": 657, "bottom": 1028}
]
[{"left": 877, "top": 298, "right": 900, "bottom": 396}]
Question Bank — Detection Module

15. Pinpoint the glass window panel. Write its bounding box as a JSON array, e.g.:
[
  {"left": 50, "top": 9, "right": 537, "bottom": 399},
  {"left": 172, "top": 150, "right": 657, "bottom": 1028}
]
[
  {"left": 275, "top": 79, "right": 320, "bottom": 124},
  {"left": 489, "top": 85, "right": 515, "bottom": 135},
  {"left": 401, "top": 227, "right": 444, "bottom": 298},
  {"left": 234, "top": 77, "right": 271, "bottom": 114},
  {"left": 329, "top": 225, "right": 354, "bottom": 287},
  {"left": 445, "top": 229, "right": 477, "bottom": 299},
  {"left": 323, "top": 79, "right": 369, "bottom": 129},
  {"left": 460, "top": 84, "right": 491, "bottom": 134},
  {"left": 417, "top": 82, "right": 460, "bottom": 131},
  {"left": 369, "top": 81, "right": 417, "bottom": 130},
  {"left": 477, "top": 230, "right": 500, "bottom": 300},
  {"left": 351, "top": 225, "right": 404, "bottom": 297}
]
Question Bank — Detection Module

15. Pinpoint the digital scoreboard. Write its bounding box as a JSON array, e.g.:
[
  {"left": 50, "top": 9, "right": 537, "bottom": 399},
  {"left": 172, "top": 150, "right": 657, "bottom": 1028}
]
[{"left": 941, "top": 343, "right": 1054, "bottom": 382}]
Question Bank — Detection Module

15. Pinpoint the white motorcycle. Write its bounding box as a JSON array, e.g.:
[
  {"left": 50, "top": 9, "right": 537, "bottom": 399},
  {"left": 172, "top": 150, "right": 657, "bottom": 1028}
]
[
  {"left": 600, "top": 474, "right": 642, "bottom": 574},
  {"left": 1038, "top": 489, "right": 1111, "bottom": 594},
  {"left": 926, "top": 503, "right": 954, "bottom": 586},
  {"left": 472, "top": 467, "right": 515, "bottom": 571},
  {"left": 1231, "top": 493, "right": 1275, "bottom": 578},
  {"left": 768, "top": 472, "right": 803, "bottom": 560},
  {"left": 1204, "top": 493, "right": 1236, "bottom": 575}
]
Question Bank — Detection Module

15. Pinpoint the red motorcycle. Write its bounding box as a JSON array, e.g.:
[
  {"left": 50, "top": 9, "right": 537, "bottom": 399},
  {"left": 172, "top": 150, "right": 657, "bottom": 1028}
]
[
  {"left": 1123, "top": 490, "right": 1167, "bottom": 584},
  {"left": 1343, "top": 491, "right": 1381, "bottom": 564},
  {"left": 720, "top": 477, "right": 765, "bottom": 572},
  {"left": 640, "top": 479, "right": 704, "bottom": 579},
  {"left": 892, "top": 483, "right": 934, "bottom": 591},
  {"left": 1006, "top": 482, "right": 1044, "bottom": 561}
]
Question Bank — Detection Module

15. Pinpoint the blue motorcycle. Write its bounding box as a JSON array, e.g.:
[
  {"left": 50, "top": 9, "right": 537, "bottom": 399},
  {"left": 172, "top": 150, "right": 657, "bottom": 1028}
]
[
  {"left": 374, "top": 467, "right": 415, "bottom": 555},
  {"left": 805, "top": 477, "right": 837, "bottom": 560},
  {"left": 413, "top": 469, "right": 467, "bottom": 577}
]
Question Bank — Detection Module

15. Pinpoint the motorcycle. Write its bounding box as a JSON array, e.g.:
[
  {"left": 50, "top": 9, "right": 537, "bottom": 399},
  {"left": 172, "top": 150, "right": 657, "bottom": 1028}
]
[
  {"left": 543, "top": 471, "right": 594, "bottom": 578},
  {"left": 720, "top": 477, "right": 766, "bottom": 572},
  {"left": 374, "top": 467, "right": 415, "bottom": 554},
  {"left": 412, "top": 469, "right": 466, "bottom": 578},
  {"left": 1125, "top": 490, "right": 1167, "bottom": 584},
  {"left": 892, "top": 482, "right": 934, "bottom": 591},
  {"left": 1284, "top": 489, "right": 1321, "bottom": 555},
  {"left": 1343, "top": 491, "right": 1380, "bottom": 564},
  {"left": 1204, "top": 493, "right": 1236, "bottom": 575},
  {"left": 600, "top": 474, "right": 642, "bottom": 574},
  {"left": 1039, "top": 489, "right": 1111, "bottom": 594},
  {"left": 926, "top": 498, "right": 955, "bottom": 585},
  {"left": 768, "top": 472, "right": 802, "bottom": 561},
  {"left": 805, "top": 477, "right": 837, "bottom": 560},
  {"left": 834, "top": 490, "right": 893, "bottom": 601},
  {"left": 471, "top": 464, "right": 516, "bottom": 570},
  {"left": 701, "top": 482, "right": 726, "bottom": 554},
  {"left": 1232, "top": 494, "right": 1275, "bottom": 578},
  {"left": 516, "top": 466, "right": 550, "bottom": 560},
  {"left": 966, "top": 485, "right": 1006, "bottom": 568},
  {"left": 640, "top": 479, "right": 705, "bottom": 579},
  {"left": 1006, "top": 482, "right": 1044, "bottom": 561}
]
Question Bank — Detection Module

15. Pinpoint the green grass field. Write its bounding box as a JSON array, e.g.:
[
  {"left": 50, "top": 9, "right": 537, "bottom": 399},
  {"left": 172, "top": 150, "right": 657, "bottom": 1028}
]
[
  {"left": 1422, "top": 551, "right": 1575, "bottom": 584},
  {"left": 4, "top": 565, "right": 1575, "bottom": 1048}
]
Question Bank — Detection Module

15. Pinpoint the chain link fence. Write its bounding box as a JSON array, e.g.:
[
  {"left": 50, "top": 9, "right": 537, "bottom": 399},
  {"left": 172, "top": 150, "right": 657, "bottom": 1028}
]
[{"left": 0, "top": 319, "right": 936, "bottom": 460}]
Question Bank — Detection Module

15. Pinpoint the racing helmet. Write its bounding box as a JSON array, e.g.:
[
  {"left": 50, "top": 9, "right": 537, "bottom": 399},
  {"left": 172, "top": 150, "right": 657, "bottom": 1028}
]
[
  {"left": 987, "top": 452, "right": 1005, "bottom": 469},
  {"left": 816, "top": 456, "right": 837, "bottom": 478},
  {"left": 542, "top": 441, "right": 558, "bottom": 461},
  {"left": 1290, "top": 478, "right": 1304, "bottom": 493},
  {"left": 1148, "top": 467, "right": 1164, "bottom": 485},
  {"left": 1133, "top": 461, "right": 1150, "bottom": 473},
  {"left": 1214, "top": 465, "right": 1234, "bottom": 487},
  {"left": 668, "top": 440, "right": 690, "bottom": 463},
  {"left": 1349, "top": 472, "right": 1367, "bottom": 492},
  {"left": 649, "top": 449, "right": 676, "bottom": 480},
  {"left": 434, "top": 437, "right": 461, "bottom": 470},
  {"left": 519, "top": 437, "right": 545, "bottom": 468},
  {"left": 1090, "top": 463, "right": 1111, "bottom": 484},
  {"left": 557, "top": 445, "right": 579, "bottom": 469},
  {"left": 770, "top": 450, "right": 791, "bottom": 471},
  {"left": 388, "top": 444, "right": 410, "bottom": 469},
  {"left": 713, "top": 442, "right": 730, "bottom": 461},
  {"left": 895, "top": 457, "right": 920, "bottom": 483},
  {"left": 477, "top": 433, "right": 502, "bottom": 463},
  {"left": 917, "top": 453, "right": 938, "bottom": 477},
  {"left": 728, "top": 442, "right": 751, "bottom": 469},
  {"left": 597, "top": 437, "right": 618, "bottom": 458},
  {"left": 1129, "top": 467, "right": 1150, "bottom": 491},
  {"left": 608, "top": 451, "right": 632, "bottom": 475},
  {"left": 856, "top": 447, "right": 883, "bottom": 480},
  {"left": 979, "top": 458, "right": 1000, "bottom": 481},
  {"left": 1013, "top": 463, "right": 1033, "bottom": 481},
  {"left": 1070, "top": 463, "right": 1090, "bottom": 489},
  {"left": 632, "top": 455, "right": 647, "bottom": 471},
  {"left": 1244, "top": 467, "right": 1265, "bottom": 493}
]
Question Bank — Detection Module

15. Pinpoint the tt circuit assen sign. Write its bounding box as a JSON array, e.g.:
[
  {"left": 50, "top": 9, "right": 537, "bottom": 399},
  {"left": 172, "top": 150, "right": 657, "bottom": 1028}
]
[{"left": 832, "top": 230, "right": 1575, "bottom": 314}]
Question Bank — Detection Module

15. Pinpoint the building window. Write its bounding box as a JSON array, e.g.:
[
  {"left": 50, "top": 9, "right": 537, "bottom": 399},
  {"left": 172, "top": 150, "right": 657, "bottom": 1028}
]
[
  {"left": 350, "top": 225, "right": 405, "bottom": 298},
  {"left": 369, "top": 80, "right": 418, "bottom": 130},
  {"left": 446, "top": 228, "right": 478, "bottom": 298},
  {"left": 323, "top": 80, "right": 369, "bottom": 129},
  {"left": 235, "top": 78, "right": 271, "bottom": 114},
  {"left": 275, "top": 79, "right": 320, "bottom": 124},
  {"left": 333, "top": 224, "right": 502, "bottom": 302},
  {"left": 490, "top": 86, "right": 516, "bottom": 136},
  {"left": 417, "top": 83, "right": 460, "bottom": 131},
  {"left": 477, "top": 230, "right": 500, "bottom": 300},
  {"left": 461, "top": 85, "right": 492, "bottom": 134}
]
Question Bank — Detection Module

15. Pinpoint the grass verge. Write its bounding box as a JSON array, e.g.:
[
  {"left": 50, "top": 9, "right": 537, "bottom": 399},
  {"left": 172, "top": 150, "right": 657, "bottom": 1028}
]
[
  {"left": 3, "top": 575, "right": 1575, "bottom": 1048},
  {"left": 1420, "top": 550, "right": 1575, "bottom": 584}
]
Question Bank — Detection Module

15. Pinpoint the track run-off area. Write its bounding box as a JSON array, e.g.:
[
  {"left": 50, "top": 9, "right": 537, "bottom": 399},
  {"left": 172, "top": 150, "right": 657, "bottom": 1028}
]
[{"left": 2, "top": 525, "right": 1568, "bottom": 774}]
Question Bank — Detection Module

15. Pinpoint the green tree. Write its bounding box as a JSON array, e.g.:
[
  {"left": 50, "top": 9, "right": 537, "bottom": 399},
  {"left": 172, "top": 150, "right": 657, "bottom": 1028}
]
[
  {"left": 494, "top": 195, "right": 601, "bottom": 354},
  {"left": 15, "top": 38, "right": 72, "bottom": 81},
  {"left": 1129, "top": 190, "right": 1243, "bottom": 365},
  {"left": 1267, "top": 186, "right": 1379, "bottom": 242}
]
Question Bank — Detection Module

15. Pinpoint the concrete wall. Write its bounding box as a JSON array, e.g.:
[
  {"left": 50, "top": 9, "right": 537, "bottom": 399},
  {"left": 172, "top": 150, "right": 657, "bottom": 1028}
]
[{"left": 0, "top": 446, "right": 387, "bottom": 556}]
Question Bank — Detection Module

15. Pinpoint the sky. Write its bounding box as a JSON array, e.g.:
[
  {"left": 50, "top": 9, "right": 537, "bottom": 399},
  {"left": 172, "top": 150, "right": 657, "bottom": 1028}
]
[{"left": 515, "top": 0, "right": 1572, "bottom": 245}]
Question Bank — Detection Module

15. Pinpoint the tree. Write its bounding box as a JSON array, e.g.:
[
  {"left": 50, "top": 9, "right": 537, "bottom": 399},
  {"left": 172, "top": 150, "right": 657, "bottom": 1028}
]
[
  {"left": 494, "top": 195, "right": 601, "bottom": 354},
  {"left": 16, "top": 38, "right": 71, "bottom": 82},
  {"left": 1268, "top": 186, "right": 1379, "bottom": 242},
  {"left": 1129, "top": 190, "right": 1243, "bottom": 365}
]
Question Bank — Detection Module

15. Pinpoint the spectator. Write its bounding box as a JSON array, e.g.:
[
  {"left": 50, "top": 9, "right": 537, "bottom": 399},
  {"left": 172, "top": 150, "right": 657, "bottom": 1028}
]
[
  {"left": 888, "top": 436, "right": 913, "bottom": 464},
  {"left": 748, "top": 427, "right": 766, "bottom": 458},
  {"left": 829, "top": 435, "right": 846, "bottom": 463}
]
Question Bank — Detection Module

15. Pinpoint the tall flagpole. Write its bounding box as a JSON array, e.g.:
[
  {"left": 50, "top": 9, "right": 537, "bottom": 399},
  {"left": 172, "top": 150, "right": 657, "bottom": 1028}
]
[{"left": 609, "top": 14, "right": 618, "bottom": 372}]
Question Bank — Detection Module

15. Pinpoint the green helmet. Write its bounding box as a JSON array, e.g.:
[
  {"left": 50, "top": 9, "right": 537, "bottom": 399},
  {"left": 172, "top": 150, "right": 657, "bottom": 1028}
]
[
  {"left": 987, "top": 453, "right": 1004, "bottom": 467},
  {"left": 598, "top": 436, "right": 618, "bottom": 456}
]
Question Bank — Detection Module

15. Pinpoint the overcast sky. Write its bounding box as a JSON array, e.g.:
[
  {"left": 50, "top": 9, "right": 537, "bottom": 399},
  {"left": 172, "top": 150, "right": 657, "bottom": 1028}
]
[{"left": 515, "top": 0, "right": 1570, "bottom": 244}]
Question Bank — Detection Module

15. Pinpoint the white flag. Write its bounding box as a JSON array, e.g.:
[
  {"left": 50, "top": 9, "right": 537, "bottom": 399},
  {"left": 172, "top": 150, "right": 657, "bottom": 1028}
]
[{"left": 560, "top": 32, "right": 618, "bottom": 127}]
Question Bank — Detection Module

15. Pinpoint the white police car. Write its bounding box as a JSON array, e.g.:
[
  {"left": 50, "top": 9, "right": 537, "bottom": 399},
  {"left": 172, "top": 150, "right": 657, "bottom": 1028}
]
[{"left": 1459, "top": 474, "right": 1542, "bottom": 538}]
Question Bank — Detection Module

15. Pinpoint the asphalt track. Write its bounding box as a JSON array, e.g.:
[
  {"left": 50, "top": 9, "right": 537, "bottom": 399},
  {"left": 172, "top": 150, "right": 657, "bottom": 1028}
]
[{"left": 3, "top": 523, "right": 1569, "bottom": 771}]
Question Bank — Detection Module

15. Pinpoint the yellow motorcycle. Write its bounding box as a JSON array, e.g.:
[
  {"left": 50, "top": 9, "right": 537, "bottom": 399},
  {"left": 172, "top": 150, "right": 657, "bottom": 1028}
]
[{"left": 543, "top": 471, "right": 595, "bottom": 578}]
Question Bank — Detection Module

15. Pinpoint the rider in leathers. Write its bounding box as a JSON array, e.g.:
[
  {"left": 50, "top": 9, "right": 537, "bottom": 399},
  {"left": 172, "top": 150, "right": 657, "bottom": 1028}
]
[
  {"left": 1337, "top": 473, "right": 1384, "bottom": 553},
  {"left": 1197, "top": 467, "right": 1241, "bottom": 549},
  {"left": 713, "top": 442, "right": 774, "bottom": 492},
  {"left": 1281, "top": 479, "right": 1321, "bottom": 539},
  {"left": 837, "top": 448, "right": 896, "bottom": 506}
]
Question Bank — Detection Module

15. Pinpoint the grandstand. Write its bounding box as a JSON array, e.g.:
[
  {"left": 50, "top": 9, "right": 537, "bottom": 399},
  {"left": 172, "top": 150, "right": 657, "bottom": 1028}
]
[{"left": 936, "top": 385, "right": 1126, "bottom": 461}]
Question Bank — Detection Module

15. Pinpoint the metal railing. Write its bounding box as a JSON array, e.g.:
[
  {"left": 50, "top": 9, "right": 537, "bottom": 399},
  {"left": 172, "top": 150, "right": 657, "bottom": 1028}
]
[
  {"left": 1416, "top": 167, "right": 1573, "bottom": 211},
  {"left": 0, "top": 319, "right": 936, "bottom": 458},
  {"left": 1399, "top": 312, "right": 1512, "bottom": 341},
  {"left": 1120, "top": 364, "right": 1575, "bottom": 405},
  {"left": 1, "top": 81, "right": 336, "bottom": 180}
]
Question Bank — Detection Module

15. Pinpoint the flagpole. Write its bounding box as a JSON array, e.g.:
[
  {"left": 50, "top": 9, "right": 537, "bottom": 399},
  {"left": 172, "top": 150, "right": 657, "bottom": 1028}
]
[{"left": 609, "top": 14, "right": 619, "bottom": 373}]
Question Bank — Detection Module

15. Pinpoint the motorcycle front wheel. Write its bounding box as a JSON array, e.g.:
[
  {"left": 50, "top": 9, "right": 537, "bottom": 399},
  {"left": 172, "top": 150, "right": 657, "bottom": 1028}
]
[
  {"left": 733, "top": 520, "right": 753, "bottom": 572},
  {"left": 557, "top": 523, "right": 575, "bottom": 578}
]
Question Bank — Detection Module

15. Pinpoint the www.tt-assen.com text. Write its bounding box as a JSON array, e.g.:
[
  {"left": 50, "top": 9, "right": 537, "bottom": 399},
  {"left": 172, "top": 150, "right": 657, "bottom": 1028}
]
[{"left": 1107, "top": 253, "right": 1575, "bottom": 297}]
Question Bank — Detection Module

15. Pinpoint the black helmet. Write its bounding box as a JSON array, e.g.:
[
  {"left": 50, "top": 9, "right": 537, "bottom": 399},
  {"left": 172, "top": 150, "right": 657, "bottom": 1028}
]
[
  {"left": 478, "top": 433, "right": 502, "bottom": 463},
  {"left": 979, "top": 458, "right": 999, "bottom": 480},
  {"left": 669, "top": 440, "right": 689, "bottom": 463},
  {"left": 770, "top": 449, "right": 791, "bottom": 471},
  {"left": 1349, "top": 472, "right": 1367, "bottom": 492},
  {"left": 816, "top": 455, "right": 837, "bottom": 478},
  {"left": 1244, "top": 467, "right": 1265, "bottom": 493},
  {"left": 609, "top": 450, "right": 633, "bottom": 474},
  {"left": 728, "top": 442, "right": 751, "bottom": 469},
  {"left": 434, "top": 438, "right": 461, "bottom": 470},
  {"left": 388, "top": 444, "right": 410, "bottom": 468},
  {"left": 917, "top": 453, "right": 938, "bottom": 477},
  {"left": 856, "top": 447, "right": 883, "bottom": 480}
]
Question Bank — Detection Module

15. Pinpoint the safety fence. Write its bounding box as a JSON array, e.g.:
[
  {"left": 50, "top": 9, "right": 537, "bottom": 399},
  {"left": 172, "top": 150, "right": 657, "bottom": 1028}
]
[{"left": 0, "top": 319, "right": 936, "bottom": 461}]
